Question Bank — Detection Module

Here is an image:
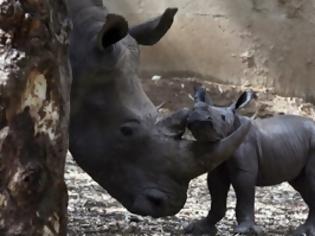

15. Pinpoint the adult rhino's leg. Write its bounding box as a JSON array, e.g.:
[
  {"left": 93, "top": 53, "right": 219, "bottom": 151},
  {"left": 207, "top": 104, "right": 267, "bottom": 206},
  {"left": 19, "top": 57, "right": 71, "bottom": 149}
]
[
  {"left": 184, "top": 165, "right": 230, "bottom": 235},
  {"left": 289, "top": 153, "right": 315, "bottom": 236}
]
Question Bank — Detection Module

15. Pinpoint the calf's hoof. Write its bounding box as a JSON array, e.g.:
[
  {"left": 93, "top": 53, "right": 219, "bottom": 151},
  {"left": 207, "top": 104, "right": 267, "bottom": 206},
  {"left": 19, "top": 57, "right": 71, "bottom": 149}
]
[
  {"left": 290, "top": 224, "right": 315, "bottom": 236},
  {"left": 184, "top": 217, "right": 217, "bottom": 235},
  {"left": 235, "top": 222, "right": 264, "bottom": 235}
]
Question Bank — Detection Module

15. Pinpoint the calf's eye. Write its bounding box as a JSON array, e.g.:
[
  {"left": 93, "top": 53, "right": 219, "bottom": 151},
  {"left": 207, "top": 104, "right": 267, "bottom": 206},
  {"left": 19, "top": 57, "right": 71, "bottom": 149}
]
[{"left": 221, "top": 115, "right": 226, "bottom": 121}]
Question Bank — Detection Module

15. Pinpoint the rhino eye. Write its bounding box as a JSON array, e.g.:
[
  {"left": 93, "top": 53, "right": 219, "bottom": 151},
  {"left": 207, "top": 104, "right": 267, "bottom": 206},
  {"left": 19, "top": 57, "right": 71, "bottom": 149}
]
[
  {"left": 221, "top": 115, "right": 226, "bottom": 121},
  {"left": 120, "top": 119, "right": 140, "bottom": 137},
  {"left": 120, "top": 126, "right": 134, "bottom": 137}
]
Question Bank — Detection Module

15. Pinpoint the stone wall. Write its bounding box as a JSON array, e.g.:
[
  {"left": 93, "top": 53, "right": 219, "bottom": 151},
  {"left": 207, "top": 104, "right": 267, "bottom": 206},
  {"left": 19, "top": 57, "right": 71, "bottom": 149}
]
[{"left": 106, "top": 0, "right": 315, "bottom": 101}]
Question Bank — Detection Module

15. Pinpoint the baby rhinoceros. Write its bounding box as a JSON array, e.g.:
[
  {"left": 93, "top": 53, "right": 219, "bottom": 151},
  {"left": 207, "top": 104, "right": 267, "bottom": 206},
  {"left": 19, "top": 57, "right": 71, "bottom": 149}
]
[{"left": 185, "top": 87, "right": 315, "bottom": 236}]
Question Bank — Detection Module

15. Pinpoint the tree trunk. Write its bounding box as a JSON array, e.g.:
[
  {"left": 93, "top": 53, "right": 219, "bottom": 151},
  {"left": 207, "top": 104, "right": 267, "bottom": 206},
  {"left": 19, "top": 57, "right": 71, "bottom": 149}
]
[{"left": 0, "top": 0, "right": 71, "bottom": 235}]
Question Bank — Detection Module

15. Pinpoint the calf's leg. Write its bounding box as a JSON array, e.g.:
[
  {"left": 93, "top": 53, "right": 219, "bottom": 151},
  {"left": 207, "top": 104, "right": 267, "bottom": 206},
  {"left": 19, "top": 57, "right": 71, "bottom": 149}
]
[
  {"left": 184, "top": 165, "right": 230, "bottom": 235},
  {"left": 289, "top": 154, "right": 315, "bottom": 236},
  {"left": 232, "top": 171, "right": 263, "bottom": 235}
]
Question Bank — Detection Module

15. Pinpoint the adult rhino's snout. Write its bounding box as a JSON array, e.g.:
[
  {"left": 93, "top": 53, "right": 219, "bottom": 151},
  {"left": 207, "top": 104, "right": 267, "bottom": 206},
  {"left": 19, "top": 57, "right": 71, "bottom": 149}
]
[
  {"left": 144, "top": 189, "right": 167, "bottom": 208},
  {"left": 131, "top": 189, "right": 185, "bottom": 217}
]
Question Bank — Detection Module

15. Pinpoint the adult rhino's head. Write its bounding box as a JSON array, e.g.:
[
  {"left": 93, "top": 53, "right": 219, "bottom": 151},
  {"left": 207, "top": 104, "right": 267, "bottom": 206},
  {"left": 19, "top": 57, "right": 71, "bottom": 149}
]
[
  {"left": 187, "top": 86, "right": 256, "bottom": 142},
  {"left": 67, "top": 0, "right": 251, "bottom": 217}
]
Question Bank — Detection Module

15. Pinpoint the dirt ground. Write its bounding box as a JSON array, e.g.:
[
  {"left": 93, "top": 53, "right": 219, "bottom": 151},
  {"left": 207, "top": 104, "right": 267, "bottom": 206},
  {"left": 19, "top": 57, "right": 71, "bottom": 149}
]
[{"left": 66, "top": 76, "right": 315, "bottom": 236}]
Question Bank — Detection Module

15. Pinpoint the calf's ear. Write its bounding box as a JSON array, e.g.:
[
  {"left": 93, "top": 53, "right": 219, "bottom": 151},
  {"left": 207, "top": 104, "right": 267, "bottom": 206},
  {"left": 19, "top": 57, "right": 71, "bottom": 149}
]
[
  {"left": 193, "top": 86, "right": 213, "bottom": 105},
  {"left": 97, "top": 14, "right": 129, "bottom": 50},
  {"left": 194, "top": 86, "right": 206, "bottom": 103},
  {"left": 129, "top": 8, "right": 178, "bottom": 46},
  {"left": 231, "top": 90, "right": 257, "bottom": 111}
]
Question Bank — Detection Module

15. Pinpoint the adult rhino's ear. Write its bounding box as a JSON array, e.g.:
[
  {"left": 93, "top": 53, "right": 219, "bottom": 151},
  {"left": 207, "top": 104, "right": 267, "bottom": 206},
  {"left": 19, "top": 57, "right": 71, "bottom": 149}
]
[
  {"left": 129, "top": 8, "right": 178, "bottom": 46},
  {"left": 97, "top": 14, "right": 129, "bottom": 50},
  {"left": 231, "top": 90, "right": 257, "bottom": 111}
]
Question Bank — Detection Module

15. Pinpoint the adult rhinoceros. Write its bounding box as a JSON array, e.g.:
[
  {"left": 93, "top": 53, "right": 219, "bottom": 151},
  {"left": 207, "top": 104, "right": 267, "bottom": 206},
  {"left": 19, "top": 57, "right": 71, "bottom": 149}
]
[{"left": 66, "top": 0, "right": 251, "bottom": 218}]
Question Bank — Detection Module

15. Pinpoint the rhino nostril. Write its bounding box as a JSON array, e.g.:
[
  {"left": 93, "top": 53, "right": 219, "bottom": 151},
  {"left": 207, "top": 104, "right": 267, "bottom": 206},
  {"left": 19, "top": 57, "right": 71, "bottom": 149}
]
[
  {"left": 146, "top": 192, "right": 165, "bottom": 207},
  {"left": 147, "top": 195, "right": 163, "bottom": 207},
  {"left": 187, "top": 122, "right": 193, "bottom": 130}
]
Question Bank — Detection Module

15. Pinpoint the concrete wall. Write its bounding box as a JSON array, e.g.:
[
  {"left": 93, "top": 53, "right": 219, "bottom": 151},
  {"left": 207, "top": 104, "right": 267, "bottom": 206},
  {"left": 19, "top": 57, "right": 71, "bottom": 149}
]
[{"left": 105, "top": 0, "right": 315, "bottom": 101}]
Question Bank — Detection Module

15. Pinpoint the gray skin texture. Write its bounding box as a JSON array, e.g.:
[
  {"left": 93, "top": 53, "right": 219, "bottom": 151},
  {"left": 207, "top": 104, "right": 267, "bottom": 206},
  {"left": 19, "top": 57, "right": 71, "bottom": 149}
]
[
  {"left": 66, "top": 0, "right": 251, "bottom": 218},
  {"left": 185, "top": 87, "right": 315, "bottom": 236}
]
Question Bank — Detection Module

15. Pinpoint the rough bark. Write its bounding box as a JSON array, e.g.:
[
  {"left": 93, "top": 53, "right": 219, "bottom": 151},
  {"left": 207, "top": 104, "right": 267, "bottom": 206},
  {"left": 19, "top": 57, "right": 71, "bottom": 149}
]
[{"left": 0, "top": 0, "right": 71, "bottom": 235}]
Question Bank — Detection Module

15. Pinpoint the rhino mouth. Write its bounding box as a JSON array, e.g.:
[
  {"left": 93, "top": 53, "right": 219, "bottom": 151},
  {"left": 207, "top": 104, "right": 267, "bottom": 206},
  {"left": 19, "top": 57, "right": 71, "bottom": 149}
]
[{"left": 130, "top": 187, "right": 187, "bottom": 217}]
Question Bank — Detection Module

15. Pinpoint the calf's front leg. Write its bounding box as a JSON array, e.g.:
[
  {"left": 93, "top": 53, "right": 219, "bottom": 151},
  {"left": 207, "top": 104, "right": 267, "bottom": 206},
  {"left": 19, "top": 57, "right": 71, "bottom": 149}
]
[
  {"left": 184, "top": 165, "right": 230, "bottom": 235},
  {"left": 231, "top": 171, "right": 263, "bottom": 235}
]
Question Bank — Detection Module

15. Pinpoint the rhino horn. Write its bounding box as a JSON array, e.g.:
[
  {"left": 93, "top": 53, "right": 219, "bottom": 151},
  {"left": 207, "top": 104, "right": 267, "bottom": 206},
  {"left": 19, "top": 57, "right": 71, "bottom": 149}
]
[{"left": 179, "top": 119, "right": 251, "bottom": 180}]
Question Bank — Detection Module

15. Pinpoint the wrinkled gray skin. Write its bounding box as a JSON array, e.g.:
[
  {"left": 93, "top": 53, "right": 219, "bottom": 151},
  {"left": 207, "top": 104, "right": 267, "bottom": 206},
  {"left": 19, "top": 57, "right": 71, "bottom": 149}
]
[
  {"left": 66, "top": 0, "right": 251, "bottom": 218},
  {"left": 185, "top": 87, "right": 315, "bottom": 236}
]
